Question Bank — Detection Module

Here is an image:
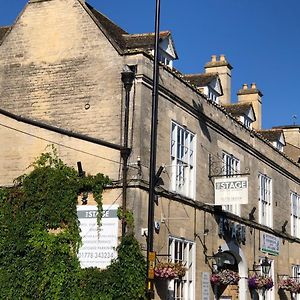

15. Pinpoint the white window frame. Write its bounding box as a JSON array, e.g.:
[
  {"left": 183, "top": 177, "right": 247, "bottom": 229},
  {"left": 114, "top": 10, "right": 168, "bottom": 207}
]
[
  {"left": 222, "top": 151, "right": 241, "bottom": 216},
  {"left": 291, "top": 192, "right": 300, "bottom": 238},
  {"left": 168, "top": 236, "right": 195, "bottom": 300},
  {"left": 292, "top": 265, "right": 300, "bottom": 300},
  {"left": 258, "top": 174, "right": 273, "bottom": 227},
  {"left": 171, "top": 121, "right": 195, "bottom": 199}
]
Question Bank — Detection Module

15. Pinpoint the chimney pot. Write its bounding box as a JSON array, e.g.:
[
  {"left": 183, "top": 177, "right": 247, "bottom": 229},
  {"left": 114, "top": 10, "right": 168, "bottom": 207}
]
[
  {"left": 243, "top": 83, "right": 248, "bottom": 90},
  {"left": 211, "top": 55, "right": 217, "bottom": 62},
  {"left": 251, "top": 83, "right": 257, "bottom": 89},
  {"left": 220, "top": 54, "right": 226, "bottom": 62}
]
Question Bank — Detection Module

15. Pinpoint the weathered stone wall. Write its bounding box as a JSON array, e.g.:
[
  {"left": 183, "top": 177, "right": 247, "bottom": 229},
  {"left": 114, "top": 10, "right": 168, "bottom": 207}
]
[{"left": 0, "top": 0, "right": 124, "bottom": 144}]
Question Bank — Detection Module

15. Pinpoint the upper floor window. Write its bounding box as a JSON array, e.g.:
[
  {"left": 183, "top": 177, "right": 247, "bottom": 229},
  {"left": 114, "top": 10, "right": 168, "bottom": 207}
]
[
  {"left": 168, "top": 236, "right": 195, "bottom": 300},
  {"left": 222, "top": 151, "right": 240, "bottom": 215},
  {"left": 258, "top": 174, "right": 272, "bottom": 227},
  {"left": 243, "top": 115, "right": 252, "bottom": 129},
  {"left": 171, "top": 122, "right": 195, "bottom": 199},
  {"left": 291, "top": 192, "right": 300, "bottom": 238}
]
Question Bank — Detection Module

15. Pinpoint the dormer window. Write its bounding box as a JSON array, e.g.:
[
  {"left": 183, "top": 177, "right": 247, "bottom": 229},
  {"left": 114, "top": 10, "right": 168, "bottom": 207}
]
[
  {"left": 274, "top": 141, "right": 284, "bottom": 152},
  {"left": 257, "top": 129, "right": 286, "bottom": 152},
  {"left": 158, "top": 50, "right": 173, "bottom": 68},
  {"left": 240, "top": 115, "right": 252, "bottom": 129}
]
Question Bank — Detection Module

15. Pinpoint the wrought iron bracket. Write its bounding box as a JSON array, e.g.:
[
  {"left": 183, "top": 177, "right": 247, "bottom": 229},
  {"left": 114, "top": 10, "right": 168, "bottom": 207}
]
[{"left": 208, "top": 153, "right": 250, "bottom": 180}]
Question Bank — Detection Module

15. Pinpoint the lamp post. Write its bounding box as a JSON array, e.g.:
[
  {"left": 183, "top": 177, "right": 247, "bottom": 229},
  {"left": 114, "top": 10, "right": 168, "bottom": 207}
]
[{"left": 146, "top": 0, "right": 161, "bottom": 298}]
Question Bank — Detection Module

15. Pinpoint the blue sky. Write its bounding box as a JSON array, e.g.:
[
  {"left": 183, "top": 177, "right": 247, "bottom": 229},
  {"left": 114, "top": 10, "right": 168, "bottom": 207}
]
[{"left": 0, "top": 0, "right": 299, "bottom": 129}]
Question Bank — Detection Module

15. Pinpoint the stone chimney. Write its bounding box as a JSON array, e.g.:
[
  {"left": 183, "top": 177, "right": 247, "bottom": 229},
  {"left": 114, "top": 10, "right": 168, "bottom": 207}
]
[
  {"left": 204, "top": 54, "right": 233, "bottom": 105},
  {"left": 237, "top": 83, "right": 263, "bottom": 130}
]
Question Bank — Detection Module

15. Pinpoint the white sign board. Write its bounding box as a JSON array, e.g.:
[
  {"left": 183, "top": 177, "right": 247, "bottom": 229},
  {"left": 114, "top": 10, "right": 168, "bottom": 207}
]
[
  {"left": 261, "top": 232, "right": 280, "bottom": 256},
  {"left": 214, "top": 177, "right": 248, "bottom": 205},
  {"left": 77, "top": 205, "right": 119, "bottom": 269}
]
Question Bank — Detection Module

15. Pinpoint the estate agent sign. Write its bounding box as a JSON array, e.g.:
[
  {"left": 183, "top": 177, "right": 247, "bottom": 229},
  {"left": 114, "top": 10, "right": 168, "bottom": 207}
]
[
  {"left": 215, "top": 177, "right": 248, "bottom": 205},
  {"left": 77, "top": 205, "right": 119, "bottom": 268}
]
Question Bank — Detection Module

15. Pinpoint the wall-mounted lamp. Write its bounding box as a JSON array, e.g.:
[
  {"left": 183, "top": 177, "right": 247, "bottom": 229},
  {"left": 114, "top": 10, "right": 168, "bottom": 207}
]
[
  {"left": 250, "top": 257, "right": 271, "bottom": 276},
  {"left": 206, "top": 246, "right": 228, "bottom": 272}
]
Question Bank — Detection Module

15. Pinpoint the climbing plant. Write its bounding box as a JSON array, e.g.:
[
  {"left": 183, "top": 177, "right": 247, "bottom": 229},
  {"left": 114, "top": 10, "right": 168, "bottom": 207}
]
[{"left": 0, "top": 147, "right": 146, "bottom": 299}]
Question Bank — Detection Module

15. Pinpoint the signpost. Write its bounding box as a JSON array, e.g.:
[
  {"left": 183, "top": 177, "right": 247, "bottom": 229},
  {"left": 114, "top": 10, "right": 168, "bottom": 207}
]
[{"left": 77, "top": 205, "right": 119, "bottom": 269}]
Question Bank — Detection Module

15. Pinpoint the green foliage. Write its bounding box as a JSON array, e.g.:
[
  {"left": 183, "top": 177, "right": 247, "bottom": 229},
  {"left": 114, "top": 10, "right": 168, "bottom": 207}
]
[
  {"left": 79, "top": 234, "right": 146, "bottom": 300},
  {"left": 0, "top": 147, "right": 146, "bottom": 299}
]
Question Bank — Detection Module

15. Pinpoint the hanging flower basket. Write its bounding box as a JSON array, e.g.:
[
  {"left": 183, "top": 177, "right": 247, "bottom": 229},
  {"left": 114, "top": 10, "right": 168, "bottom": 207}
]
[
  {"left": 210, "top": 269, "right": 240, "bottom": 286},
  {"left": 248, "top": 275, "right": 274, "bottom": 290},
  {"left": 279, "top": 278, "right": 300, "bottom": 293},
  {"left": 154, "top": 262, "right": 186, "bottom": 280}
]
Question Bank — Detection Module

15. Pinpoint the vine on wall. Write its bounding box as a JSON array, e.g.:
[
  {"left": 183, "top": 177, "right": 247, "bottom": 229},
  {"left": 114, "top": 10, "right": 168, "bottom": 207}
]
[{"left": 0, "top": 148, "right": 146, "bottom": 299}]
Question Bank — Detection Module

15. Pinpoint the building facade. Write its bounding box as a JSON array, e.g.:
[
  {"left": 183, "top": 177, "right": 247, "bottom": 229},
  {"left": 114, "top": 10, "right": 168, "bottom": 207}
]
[{"left": 1, "top": 1, "right": 300, "bottom": 299}]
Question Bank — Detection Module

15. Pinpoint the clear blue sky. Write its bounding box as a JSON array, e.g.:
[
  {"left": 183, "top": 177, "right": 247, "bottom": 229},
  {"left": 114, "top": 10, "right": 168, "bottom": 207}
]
[{"left": 0, "top": 0, "right": 299, "bottom": 129}]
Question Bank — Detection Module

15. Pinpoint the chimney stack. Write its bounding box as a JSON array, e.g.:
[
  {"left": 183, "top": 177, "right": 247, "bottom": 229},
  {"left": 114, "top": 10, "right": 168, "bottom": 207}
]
[
  {"left": 237, "top": 83, "right": 263, "bottom": 130},
  {"left": 204, "top": 54, "right": 232, "bottom": 105}
]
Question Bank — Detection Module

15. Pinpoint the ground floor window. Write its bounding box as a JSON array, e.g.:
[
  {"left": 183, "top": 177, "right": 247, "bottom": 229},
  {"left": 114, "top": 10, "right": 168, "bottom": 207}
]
[
  {"left": 168, "top": 236, "right": 195, "bottom": 300},
  {"left": 292, "top": 265, "right": 300, "bottom": 300}
]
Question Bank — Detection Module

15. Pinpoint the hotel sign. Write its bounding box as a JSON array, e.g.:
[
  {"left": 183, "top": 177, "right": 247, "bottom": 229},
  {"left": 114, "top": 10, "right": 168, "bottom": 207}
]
[
  {"left": 214, "top": 177, "right": 248, "bottom": 205},
  {"left": 260, "top": 232, "right": 280, "bottom": 256}
]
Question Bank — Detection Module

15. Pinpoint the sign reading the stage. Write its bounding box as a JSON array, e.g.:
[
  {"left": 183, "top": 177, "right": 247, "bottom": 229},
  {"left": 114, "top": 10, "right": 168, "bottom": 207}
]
[
  {"left": 77, "top": 205, "right": 119, "bottom": 269},
  {"left": 215, "top": 177, "right": 248, "bottom": 205}
]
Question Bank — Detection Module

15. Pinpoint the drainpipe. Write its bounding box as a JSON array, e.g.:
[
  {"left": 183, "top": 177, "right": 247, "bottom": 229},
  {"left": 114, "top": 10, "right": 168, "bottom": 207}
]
[{"left": 121, "top": 66, "right": 135, "bottom": 236}]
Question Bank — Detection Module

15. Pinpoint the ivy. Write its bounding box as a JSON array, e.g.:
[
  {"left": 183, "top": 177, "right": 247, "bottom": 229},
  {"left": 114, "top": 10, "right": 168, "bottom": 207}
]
[{"left": 0, "top": 147, "right": 146, "bottom": 299}]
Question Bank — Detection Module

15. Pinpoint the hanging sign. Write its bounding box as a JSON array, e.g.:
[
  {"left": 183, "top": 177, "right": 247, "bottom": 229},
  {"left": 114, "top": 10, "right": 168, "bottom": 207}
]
[
  {"left": 214, "top": 177, "right": 248, "bottom": 205},
  {"left": 260, "top": 232, "right": 280, "bottom": 256},
  {"left": 77, "top": 205, "right": 119, "bottom": 268}
]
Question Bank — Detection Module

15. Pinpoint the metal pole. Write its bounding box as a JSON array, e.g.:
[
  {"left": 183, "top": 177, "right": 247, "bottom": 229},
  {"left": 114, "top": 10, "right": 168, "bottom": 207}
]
[
  {"left": 121, "top": 66, "right": 135, "bottom": 236},
  {"left": 146, "top": 0, "right": 161, "bottom": 298}
]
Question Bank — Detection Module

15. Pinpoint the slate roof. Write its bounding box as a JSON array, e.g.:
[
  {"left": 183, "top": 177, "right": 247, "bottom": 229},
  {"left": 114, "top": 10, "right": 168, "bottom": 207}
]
[
  {"left": 124, "top": 31, "right": 171, "bottom": 50},
  {"left": 0, "top": 26, "right": 10, "bottom": 42},
  {"left": 223, "top": 103, "right": 254, "bottom": 117},
  {"left": 182, "top": 73, "right": 218, "bottom": 87},
  {"left": 257, "top": 129, "right": 283, "bottom": 142},
  {"left": 86, "top": 2, "right": 175, "bottom": 55}
]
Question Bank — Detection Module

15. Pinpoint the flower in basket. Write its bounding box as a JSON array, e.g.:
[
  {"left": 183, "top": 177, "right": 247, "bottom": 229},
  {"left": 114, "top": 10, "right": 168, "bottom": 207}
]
[
  {"left": 279, "top": 278, "right": 300, "bottom": 293},
  {"left": 248, "top": 275, "right": 274, "bottom": 290},
  {"left": 154, "top": 262, "right": 186, "bottom": 279},
  {"left": 210, "top": 269, "right": 240, "bottom": 286}
]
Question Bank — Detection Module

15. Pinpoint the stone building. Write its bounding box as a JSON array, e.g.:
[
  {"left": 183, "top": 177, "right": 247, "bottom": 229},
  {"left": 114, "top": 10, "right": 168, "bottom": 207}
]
[{"left": 1, "top": 1, "right": 300, "bottom": 300}]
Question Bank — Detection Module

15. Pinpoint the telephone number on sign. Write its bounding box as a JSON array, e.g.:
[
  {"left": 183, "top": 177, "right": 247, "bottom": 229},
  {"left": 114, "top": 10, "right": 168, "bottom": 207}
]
[{"left": 78, "top": 252, "right": 115, "bottom": 259}]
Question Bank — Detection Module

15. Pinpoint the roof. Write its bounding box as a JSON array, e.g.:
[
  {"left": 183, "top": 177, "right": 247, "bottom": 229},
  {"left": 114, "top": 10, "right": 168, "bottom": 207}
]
[
  {"left": 284, "top": 142, "right": 300, "bottom": 163},
  {"left": 0, "top": 26, "right": 10, "bottom": 42},
  {"left": 223, "top": 103, "right": 254, "bottom": 117},
  {"left": 86, "top": 2, "right": 176, "bottom": 57},
  {"left": 124, "top": 31, "right": 170, "bottom": 49},
  {"left": 182, "top": 73, "right": 218, "bottom": 87},
  {"left": 257, "top": 129, "right": 284, "bottom": 142}
]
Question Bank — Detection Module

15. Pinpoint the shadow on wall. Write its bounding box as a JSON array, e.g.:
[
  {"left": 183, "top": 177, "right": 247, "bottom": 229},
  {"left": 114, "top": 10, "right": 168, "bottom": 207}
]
[
  {"left": 278, "top": 288, "right": 290, "bottom": 300},
  {"left": 155, "top": 279, "right": 169, "bottom": 299},
  {"left": 192, "top": 100, "right": 211, "bottom": 142}
]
